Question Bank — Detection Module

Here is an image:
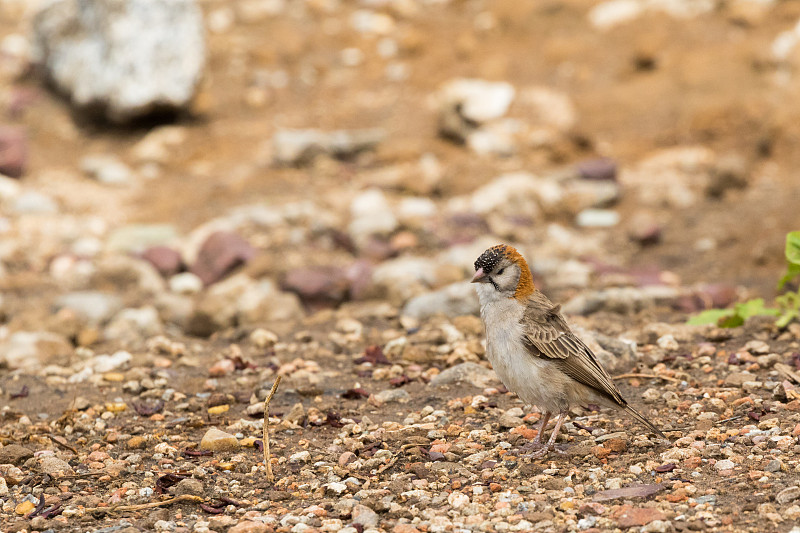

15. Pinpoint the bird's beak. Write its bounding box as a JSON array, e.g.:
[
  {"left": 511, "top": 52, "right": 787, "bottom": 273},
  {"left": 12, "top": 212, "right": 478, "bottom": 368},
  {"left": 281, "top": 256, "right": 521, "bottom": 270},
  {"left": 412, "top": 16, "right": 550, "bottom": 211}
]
[{"left": 471, "top": 268, "right": 487, "bottom": 283}]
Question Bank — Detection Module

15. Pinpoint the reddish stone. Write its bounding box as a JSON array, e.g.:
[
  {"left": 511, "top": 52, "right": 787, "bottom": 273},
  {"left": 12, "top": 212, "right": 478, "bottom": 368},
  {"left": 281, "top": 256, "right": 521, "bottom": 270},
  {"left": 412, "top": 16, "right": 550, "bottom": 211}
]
[
  {"left": 0, "top": 125, "right": 27, "bottom": 178},
  {"left": 614, "top": 505, "right": 666, "bottom": 528},
  {"left": 577, "top": 157, "right": 617, "bottom": 181},
  {"left": 141, "top": 246, "right": 183, "bottom": 277},
  {"left": 282, "top": 266, "right": 350, "bottom": 306},
  {"left": 190, "top": 231, "right": 255, "bottom": 285}
]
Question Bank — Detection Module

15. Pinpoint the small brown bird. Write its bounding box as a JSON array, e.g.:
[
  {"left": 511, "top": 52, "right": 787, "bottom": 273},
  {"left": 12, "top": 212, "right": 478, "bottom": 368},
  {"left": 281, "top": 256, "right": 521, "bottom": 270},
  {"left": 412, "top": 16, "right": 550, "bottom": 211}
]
[{"left": 472, "top": 244, "right": 666, "bottom": 457}]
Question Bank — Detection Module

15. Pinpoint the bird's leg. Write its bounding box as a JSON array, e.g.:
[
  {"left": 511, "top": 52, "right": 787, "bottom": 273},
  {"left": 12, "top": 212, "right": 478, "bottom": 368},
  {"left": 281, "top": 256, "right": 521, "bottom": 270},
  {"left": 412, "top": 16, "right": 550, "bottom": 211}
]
[
  {"left": 523, "top": 411, "right": 569, "bottom": 459},
  {"left": 518, "top": 412, "right": 551, "bottom": 453}
]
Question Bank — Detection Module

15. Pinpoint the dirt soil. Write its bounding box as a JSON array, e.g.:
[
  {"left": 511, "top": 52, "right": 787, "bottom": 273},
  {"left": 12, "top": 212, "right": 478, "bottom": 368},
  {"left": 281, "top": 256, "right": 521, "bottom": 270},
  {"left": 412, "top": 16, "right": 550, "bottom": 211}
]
[{"left": 2, "top": 1, "right": 800, "bottom": 532}]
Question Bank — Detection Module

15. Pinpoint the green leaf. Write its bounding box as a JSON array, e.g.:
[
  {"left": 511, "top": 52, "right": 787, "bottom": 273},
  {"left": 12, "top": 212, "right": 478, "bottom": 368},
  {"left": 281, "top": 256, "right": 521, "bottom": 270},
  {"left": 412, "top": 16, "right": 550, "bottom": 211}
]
[
  {"left": 776, "top": 310, "right": 799, "bottom": 329},
  {"left": 686, "top": 309, "right": 732, "bottom": 326},
  {"left": 719, "top": 314, "right": 744, "bottom": 328},
  {"left": 779, "top": 263, "right": 800, "bottom": 289},
  {"left": 786, "top": 231, "right": 800, "bottom": 266},
  {"left": 736, "top": 298, "right": 780, "bottom": 319}
]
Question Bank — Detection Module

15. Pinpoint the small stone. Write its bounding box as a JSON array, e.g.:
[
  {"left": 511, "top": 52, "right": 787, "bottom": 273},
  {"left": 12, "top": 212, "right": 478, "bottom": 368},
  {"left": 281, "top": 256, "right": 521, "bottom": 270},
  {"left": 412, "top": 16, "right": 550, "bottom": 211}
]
[
  {"left": 339, "top": 451, "right": 357, "bottom": 467},
  {"left": 228, "top": 522, "right": 271, "bottom": 533},
  {"left": 351, "top": 504, "right": 379, "bottom": 528},
  {"left": 207, "top": 405, "right": 229, "bottom": 416},
  {"left": 39, "top": 455, "right": 74, "bottom": 476},
  {"left": 326, "top": 482, "right": 347, "bottom": 495},
  {"left": 615, "top": 506, "right": 666, "bottom": 528},
  {"left": 190, "top": 231, "right": 255, "bottom": 285},
  {"left": 765, "top": 459, "right": 782, "bottom": 472},
  {"left": 372, "top": 388, "right": 410, "bottom": 404},
  {"left": 777, "top": 486, "right": 800, "bottom": 504},
  {"left": 715, "top": 459, "right": 735, "bottom": 471},
  {"left": 284, "top": 402, "right": 306, "bottom": 425},
  {"left": 127, "top": 436, "right": 147, "bottom": 449},
  {"left": 208, "top": 359, "right": 236, "bottom": 377},
  {"left": 173, "top": 478, "right": 204, "bottom": 497},
  {"left": 56, "top": 291, "right": 123, "bottom": 324},
  {"left": 282, "top": 266, "right": 351, "bottom": 306},
  {"left": 0, "top": 444, "right": 33, "bottom": 465},
  {"left": 577, "top": 157, "right": 617, "bottom": 181},
  {"left": 250, "top": 328, "right": 278, "bottom": 348},
  {"left": 141, "top": 246, "right": 183, "bottom": 277},
  {"left": 169, "top": 272, "right": 203, "bottom": 294},
  {"left": 289, "top": 451, "right": 311, "bottom": 463},
  {"left": 81, "top": 154, "right": 134, "bottom": 185},
  {"left": 576, "top": 208, "right": 620, "bottom": 228},
  {"left": 431, "top": 362, "right": 498, "bottom": 388},
  {"left": 200, "top": 428, "right": 239, "bottom": 452},
  {"left": 744, "top": 340, "right": 769, "bottom": 354},
  {"left": 15, "top": 500, "right": 35, "bottom": 515}
]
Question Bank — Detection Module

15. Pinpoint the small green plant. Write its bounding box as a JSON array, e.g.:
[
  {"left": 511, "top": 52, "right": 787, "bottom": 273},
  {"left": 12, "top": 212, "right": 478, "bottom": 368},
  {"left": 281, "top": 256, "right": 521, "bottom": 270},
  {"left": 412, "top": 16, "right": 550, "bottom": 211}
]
[{"left": 688, "top": 231, "right": 800, "bottom": 328}]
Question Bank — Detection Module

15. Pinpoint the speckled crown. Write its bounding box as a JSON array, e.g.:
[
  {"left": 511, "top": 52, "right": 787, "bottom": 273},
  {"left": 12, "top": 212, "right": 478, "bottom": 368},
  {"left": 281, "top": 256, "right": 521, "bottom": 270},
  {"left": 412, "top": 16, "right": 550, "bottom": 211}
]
[{"left": 474, "top": 244, "right": 509, "bottom": 272}]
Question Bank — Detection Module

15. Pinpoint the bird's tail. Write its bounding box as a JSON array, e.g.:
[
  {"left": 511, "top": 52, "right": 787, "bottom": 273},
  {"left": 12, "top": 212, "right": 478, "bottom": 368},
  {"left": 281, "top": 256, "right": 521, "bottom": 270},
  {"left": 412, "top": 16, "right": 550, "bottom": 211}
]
[{"left": 624, "top": 405, "right": 668, "bottom": 441}]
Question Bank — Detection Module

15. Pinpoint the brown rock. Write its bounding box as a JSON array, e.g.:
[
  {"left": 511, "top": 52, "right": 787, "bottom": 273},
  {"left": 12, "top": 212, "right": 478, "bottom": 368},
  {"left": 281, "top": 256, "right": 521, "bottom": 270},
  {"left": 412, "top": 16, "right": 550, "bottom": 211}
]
[
  {"left": 141, "top": 246, "right": 183, "bottom": 277},
  {"left": 190, "top": 231, "right": 255, "bottom": 285},
  {"left": 0, "top": 444, "right": 33, "bottom": 465},
  {"left": 605, "top": 438, "right": 628, "bottom": 453},
  {"left": 0, "top": 126, "right": 27, "bottom": 178}
]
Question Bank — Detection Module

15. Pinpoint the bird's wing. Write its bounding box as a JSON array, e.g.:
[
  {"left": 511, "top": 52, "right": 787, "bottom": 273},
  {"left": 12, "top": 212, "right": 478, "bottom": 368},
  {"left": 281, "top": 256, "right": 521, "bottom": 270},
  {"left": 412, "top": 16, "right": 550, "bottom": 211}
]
[{"left": 521, "top": 292, "right": 626, "bottom": 406}]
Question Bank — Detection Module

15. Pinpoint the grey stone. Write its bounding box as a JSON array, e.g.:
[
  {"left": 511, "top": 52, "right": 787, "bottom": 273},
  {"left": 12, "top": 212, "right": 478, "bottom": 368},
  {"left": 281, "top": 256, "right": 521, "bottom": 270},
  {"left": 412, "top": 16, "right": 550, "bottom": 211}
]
[
  {"left": 33, "top": 0, "right": 205, "bottom": 122},
  {"left": 373, "top": 389, "right": 410, "bottom": 404},
  {"left": 561, "top": 286, "right": 683, "bottom": 316},
  {"left": 173, "top": 478, "right": 204, "bottom": 497},
  {"left": 39, "top": 455, "right": 74, "bottom": 476},
  {"left": 402, "top": 282, "right": 479, "bottom": 320},
  {"left": 431, "top": 362, "right": 498, "bottom": 389},
  {"left": 55, "top": 291, "right": 123, "bottom": 324}
]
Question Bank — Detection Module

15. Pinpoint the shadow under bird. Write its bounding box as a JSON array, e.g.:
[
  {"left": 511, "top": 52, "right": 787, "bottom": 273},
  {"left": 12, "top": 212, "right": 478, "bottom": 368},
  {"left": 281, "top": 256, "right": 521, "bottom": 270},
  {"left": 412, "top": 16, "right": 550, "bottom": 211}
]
[{"left": 472, "top": 244, "right": 667, "bottom": 457}]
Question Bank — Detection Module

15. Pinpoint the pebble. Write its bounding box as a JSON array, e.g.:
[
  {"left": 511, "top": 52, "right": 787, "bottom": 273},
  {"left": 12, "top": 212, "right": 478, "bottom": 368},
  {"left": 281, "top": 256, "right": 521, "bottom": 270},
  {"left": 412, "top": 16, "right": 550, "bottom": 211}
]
[
  {"left": 81, "top": 154, "right": 135, "bottom": 185},
  {"left": 372, "top": 388, "right": 410, "bottom": 404},
  {"left": 39, "top": 455, "right": 74, "bottom": 475},
  {"left": 401, "top": 282, "right": 479, "bottom": 320},
  {"left": 173, "top": 478, "right": 204, "bottom": 497},
  {"left": 199, "top": 428, "right": 239, "bottom": 452},
  {"left": 714, "top": 459, "right": 735, "bottom": 471},
  {"left": 430, "top": 362, "right": 498, "bottom": 388}
]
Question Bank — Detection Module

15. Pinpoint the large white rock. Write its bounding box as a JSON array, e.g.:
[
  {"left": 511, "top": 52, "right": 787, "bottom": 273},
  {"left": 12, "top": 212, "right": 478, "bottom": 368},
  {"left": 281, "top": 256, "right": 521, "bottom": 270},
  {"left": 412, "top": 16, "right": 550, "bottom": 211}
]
[{"left": 33, "top": 0, "right": 205, "bottom": 122}]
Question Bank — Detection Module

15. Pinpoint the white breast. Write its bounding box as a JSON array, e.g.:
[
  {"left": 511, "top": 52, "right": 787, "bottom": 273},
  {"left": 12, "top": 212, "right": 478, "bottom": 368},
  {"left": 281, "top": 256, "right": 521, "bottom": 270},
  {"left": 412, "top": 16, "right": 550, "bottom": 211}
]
[{"left": 477, "top": 286, "right": 574, "bottom": 413}]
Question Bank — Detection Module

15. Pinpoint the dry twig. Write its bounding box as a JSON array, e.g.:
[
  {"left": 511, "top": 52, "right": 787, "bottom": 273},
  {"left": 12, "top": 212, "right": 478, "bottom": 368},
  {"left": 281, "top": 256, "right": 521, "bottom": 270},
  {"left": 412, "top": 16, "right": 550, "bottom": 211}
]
[
  {"left": 263, "top": 375, "right": 282, "bottom": 483},
  {"left": 613, "top": 373, "right": 680, "bottom": 383},
  {"left": 83, "top": 494, "right": 204, "bottom": 515}
]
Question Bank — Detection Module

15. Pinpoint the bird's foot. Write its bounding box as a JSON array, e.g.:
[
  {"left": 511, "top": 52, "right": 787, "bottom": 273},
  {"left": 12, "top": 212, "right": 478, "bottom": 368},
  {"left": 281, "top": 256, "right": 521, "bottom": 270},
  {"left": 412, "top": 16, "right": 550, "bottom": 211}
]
[{"left": 518, "top": 441, "right": 568, "bottom": 459}]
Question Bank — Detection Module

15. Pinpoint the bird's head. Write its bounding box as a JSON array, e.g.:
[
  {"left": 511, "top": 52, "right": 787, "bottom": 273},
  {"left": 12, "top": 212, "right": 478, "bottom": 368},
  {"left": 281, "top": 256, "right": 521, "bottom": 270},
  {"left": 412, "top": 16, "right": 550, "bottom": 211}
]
[{"left": 471, "top": 244, "right": 535, "bottom": 301}]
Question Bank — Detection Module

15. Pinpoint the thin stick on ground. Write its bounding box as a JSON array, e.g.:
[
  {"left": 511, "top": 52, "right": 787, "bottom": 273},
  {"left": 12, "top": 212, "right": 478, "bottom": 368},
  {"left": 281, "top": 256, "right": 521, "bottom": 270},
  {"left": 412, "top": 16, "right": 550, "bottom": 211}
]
[
  {"left": 612, "top": 373, "right": 681, "bottom": 383},
  {"left": 263, "top": 375, "right": 282, "bottom": 483},
  {"left": 83, "top": 494, "right": 205, "bottom": 515}
]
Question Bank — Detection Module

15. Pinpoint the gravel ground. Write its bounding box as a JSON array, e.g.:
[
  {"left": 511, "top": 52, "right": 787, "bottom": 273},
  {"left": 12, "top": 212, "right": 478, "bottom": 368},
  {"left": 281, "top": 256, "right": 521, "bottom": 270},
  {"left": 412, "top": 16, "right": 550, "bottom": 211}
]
[{"left": 2, "top": 1, "right": 800, "bottom": 532}]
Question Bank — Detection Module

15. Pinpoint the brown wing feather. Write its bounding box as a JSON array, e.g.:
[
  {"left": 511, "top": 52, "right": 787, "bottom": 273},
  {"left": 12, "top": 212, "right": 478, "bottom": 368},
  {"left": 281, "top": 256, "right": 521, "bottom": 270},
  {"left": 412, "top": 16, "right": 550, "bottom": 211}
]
[{"left": 521, "top": 291, "right": 626, "bottom": 407}]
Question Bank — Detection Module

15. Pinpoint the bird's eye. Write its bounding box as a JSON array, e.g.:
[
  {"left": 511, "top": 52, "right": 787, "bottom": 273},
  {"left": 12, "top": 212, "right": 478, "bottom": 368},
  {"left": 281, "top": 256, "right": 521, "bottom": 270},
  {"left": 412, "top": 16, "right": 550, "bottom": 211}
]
[{"left": 497, "top": 267, "right": 505, "bottom": 275}]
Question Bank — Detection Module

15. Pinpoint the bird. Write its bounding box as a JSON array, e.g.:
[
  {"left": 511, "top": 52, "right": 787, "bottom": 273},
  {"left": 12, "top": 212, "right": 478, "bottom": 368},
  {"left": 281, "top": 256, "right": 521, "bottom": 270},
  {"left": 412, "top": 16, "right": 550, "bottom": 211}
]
[{"left": 471, "top": 244, "right": 666, "bottom": 457}]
